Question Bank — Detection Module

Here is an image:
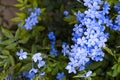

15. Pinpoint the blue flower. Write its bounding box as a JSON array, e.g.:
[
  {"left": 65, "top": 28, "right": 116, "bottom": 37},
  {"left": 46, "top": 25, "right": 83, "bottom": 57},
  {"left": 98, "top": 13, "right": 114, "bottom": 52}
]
[
  {"left": 34, "top": 8, "right": 41, "bottom": 15},
  {"left": 29, "top": 68, "right": 38, "bottom": 73},
  {"left": 32, "top": 53, "right": 45, "bottom": 69},
  {"left": 110, "top": 4, "right": 120, "bottom": 31},
  {"left": 103, "top": 1, "right": 110, "bottom": 14},
  {"left": 48, "top": 32, "right": 56, "bottom": 41},
  {"left": 63, "top": 10, "right": 69, "bottom": 18},
  {"left": 40, "top": 72, "right": 45, "bottom": 76},
  {"left": 63, "top": 0, "right": 109, "bottom": 74},
  {"left": 32, "top": 53, "right": 42, "bottom": 62},
  {"left": 64, "top": 10, "right": 69, "bottom": 15},
  {"left": 50, "top": 48, "right": 58, "bottom": 56},
  {"left": 22, "top": 8, "right": 41, "bottom": 30},
  {"left": 84, "top": 70, "right": 92, "bottom": 77},
  {"left": 28, "top": 68, "right": 38, "bottom": 79},
  {"left": 23, "top": 68, "right": 38, "bottom": 80},
  {"left": 16, "top": 49, "right": 27, "bottom": 60},
  {"left": 38, "top": 60, "right": 45, "bottom": 68},
  {"left": 66, "top": 62, "right": 76, "bottom": 74},
  {"left": 75, "top": 11, "right": 84, "bottom": 23},
  {"left": 79, "top": 66, "right": 85, "bottom": 71},
  {"left": 56, "top": 72, "right": 65, "bottom": 80},
  {"left": 48, "top": 32, "right": 58, "bottom": 56},
  {"left": 62, "top": 42, "right": 69, "bottom": 56},
  {"left": 111, "top": 15, "right": 120, "bottom": 31},
  {"left": 114, "top": 4, "right": 120, "bottom": 11},
  {"left": 6, "top": 73, "right": 12, "bottom": 80}
]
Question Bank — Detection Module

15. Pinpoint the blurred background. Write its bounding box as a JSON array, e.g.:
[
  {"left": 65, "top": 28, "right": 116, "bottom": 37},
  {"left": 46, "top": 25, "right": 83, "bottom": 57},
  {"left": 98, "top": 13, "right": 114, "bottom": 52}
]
[{"left": 0, "top": 0, "right": 17, "bottom": 27}]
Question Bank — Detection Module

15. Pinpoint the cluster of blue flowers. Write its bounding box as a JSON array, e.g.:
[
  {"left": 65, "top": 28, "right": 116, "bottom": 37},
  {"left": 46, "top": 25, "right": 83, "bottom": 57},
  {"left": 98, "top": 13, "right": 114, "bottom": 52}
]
[
  {"left": 23, "top": 8, "right": 41, "bottom": 30},
  {"left": 111, "top": 4, "right": 120, "bottom": 31},
  {"left": 48, "top": 32, "right": 58, "bottom": 56},
  {"left": 23, "top": 67, "right": 38, "bottom": 79},
  {"left": 32, "top": 53, "right": 45, "bottom": 68},
  {"left": 16, "top": 50, "right": 45, "bottom": 79},
  {"left": 15, "top": 0, "right": 120, "bottom": 79},
  {"left": 63, "top": 0, "right": 110, "bottom": 74}
]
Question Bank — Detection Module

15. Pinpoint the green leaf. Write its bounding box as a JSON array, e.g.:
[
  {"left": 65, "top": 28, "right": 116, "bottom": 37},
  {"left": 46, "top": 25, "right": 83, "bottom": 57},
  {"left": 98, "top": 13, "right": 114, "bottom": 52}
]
[
  {"left": 117, "top": 63, "right": 120, "bottom": 72},
  {"left": 107, "top": 71, "right": 112, "bottom": 76},
  {"left": 15, "top": 28, "right": 21, "bottom": 39},
  {"left": 20, "top": 63, "right": 31, "bottom": 72},
  {"left": 64, "top": 15, "right": 77, "bottom": 25},
  {"left": 118, "top": 56, "right": 120, "bottom": 63},
  {"left": 86, "top": 61, "right": 103, "bottom": 70},
  {"left": 33, "top": 0, "right": 38, "bottom": 7},
  {"left": 19, "top": 21, "right": 25, "bottom": 27},
  {"left": 32, "top": 44, "right": 37, "bottom": 53},
  {"left": 51, "top": 67, "right": 58, "bottom": 75},
  {"left": 91, "top": 73, "right": 96, "bottom": 77},
  {"left": 18, "top": 29, "right": 29, "bottom": 39},
  {"left": 1, "top": 49, "right": 10, "bottom": 55},
  {"left": 0, "top": 55, "right": 8, "bottom": 59},
  {"left": 108, "top": 0, "right": 120, "bottom": 5},
  {"left": 41, "top": 8, "right": 46, "bottom": 12},
  {"left": 9, "top": 55, "right": 15, "bottom": 66},
  {"left": 112, "top": 64, "right": 118, "bottom": 70},
  {"left": 18, "top": 36, "right": 30, "bottom": 44},
  {"left": 15, "top": 62, "right": 22, "bottom": 69},
  {"left": 0, "top": 72, "right": 8, "bottom": 80},
  {"left": 37, "top": 26, "right": 45, "bottom": 31},
  {"left": 85, "top": 77, "right": 92, "bottom": 80},
  {"left": 14, "top": 4, "right": 24, "bottom": 7},
  {"left": 24, "top": 0, "right": 28, "bottom": 4},
  {"left": 16, "top": 12, "right": 26, "bottom": 19},
  {"left": 94, "top": 68, "right": 102, "bottom": 75},
  {"left": 11, "top": 17, "right": 22, "bottom": 22},
  {"left": 17, "top": 29, "right": 30, "bottom": 44},
  {"left": 0, "top": 61, "right": 6, "bottom": 67},
  {"left": 4, "top": 59, "right": 9, "bottom": 69},
  {"left": 5, "top": 42, "right": 17, "bottom": 50},
  {"left": 20, "top": 6, "right": 26, "bottom": 10},
  {"left": 17, "top": 0, "right": 24, "bottom": 3},
  {"left": 103, "top": 47, "right": 113, "bottom": 56},
  {"left": 1, "top": 27, "right": 14, "bottom": 39},
  {"left": 0, "top": 39, "right": 15, "bottom": 46},
  {"left": 112, "top": 68, "right": 118, "bottom": 77},
  {"left": 46, "top": 67, "right": 52, "bottom": 73}
]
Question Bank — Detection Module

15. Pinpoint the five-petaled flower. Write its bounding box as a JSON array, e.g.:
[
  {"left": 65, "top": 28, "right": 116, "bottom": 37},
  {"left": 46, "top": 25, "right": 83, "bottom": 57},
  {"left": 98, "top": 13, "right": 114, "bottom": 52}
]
[
  {"left": 16, "top": 49, "right": 27, "bottom": 60},
  {"left": 32, "top": 53, "right": 42, "bottom": 62}
]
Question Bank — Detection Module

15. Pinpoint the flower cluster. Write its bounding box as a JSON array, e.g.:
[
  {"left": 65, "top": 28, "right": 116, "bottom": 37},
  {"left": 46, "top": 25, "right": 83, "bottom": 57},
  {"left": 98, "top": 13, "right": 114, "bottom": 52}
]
[
  {"left": 16, "top": 50, "right": 45, "bottom": 79},
  {"left": 32, "top": 53, "right": 45, "bottom": 68},
  {"left": 23, "top": 68, "right": 38, "bottom": 79},
  {"left": 23, "top": 8, "right": 41, "bottom": 30},
  {"left": 63, "top": 0, "right": 110, "bottom": 74},
  {"left": 111, "top": 4, "right": 120, "bottom": 31},
  {"left": 22, "top": 53, "right": 45, "bottom": 79},
  {"left": 48, "top": 32, "right": 58, "bottom": 56}
]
